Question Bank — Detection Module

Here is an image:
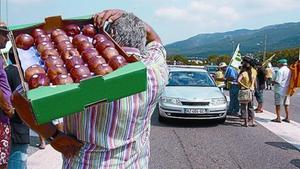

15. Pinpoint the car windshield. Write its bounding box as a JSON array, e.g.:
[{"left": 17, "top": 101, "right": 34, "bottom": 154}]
[{"left": 167, "top": 71, "right": 216, "bottom": 87}]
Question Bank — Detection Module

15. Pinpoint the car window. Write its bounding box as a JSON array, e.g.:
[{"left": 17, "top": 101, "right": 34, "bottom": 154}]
[{"left": 168, "top": 71, "right": 215, "bottom": 87}]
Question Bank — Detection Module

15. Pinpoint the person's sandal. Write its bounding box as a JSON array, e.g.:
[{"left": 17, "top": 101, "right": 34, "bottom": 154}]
[
  {"left": 271, "top": 119, "right": 281, "bottom": 123},
  {"left": 242, "top": 123, "right": 248, "bottom": 127},
  {"left": 250, "top": 123, "right": 257, "bottom": 127},
  {"left": 282, "top": 119, "right": 290, "bottom": 123},
  {"left": 36, "top": 143, "right": 46, "bottom": 149}
]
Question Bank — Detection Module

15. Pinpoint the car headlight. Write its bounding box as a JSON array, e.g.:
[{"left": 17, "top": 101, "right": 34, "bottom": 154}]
[
  {"left": 210, "top": 98, "right": 227, "bottom": 106},
  {"left": 161, "top": 97, "right": 182, "bottom": 105}
]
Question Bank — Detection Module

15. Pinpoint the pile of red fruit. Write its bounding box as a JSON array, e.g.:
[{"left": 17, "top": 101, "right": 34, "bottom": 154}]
[{"left": 16, "top": 24, "right": 129, "bottom": 89}]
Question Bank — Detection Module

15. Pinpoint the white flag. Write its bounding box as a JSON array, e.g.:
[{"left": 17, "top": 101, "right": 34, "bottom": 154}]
[
  {"left": 298, "top": 48, "right": 300, "bottom": 61},
  {"left": 229, "top": 44, "right": 242, "bottom": 70}
]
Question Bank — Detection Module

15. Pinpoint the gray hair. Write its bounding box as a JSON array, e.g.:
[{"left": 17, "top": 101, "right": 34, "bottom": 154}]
[{"left": 108, "top": 13, "right": 146, "bottom": 55}]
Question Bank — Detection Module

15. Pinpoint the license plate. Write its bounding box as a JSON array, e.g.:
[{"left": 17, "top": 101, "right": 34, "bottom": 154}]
[{"left": 185, "top": 108, "right": 209, "bottom": 114}]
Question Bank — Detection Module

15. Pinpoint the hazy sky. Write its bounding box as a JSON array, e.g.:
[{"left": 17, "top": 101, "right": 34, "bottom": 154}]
[{"left": 1, "top": 0, "right": 300, "bottom": 44}]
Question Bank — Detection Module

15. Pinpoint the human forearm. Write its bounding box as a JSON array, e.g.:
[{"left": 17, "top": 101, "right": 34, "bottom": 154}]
[
  {"left": 215, "top": 77, "right": 225, "bottom": 81},
  {"left": 239, "top": 82, "right": 248, "bottom": 89},
  {"left": 12, "top": 91, "right": 56, "bottom": 139},
  {"left": 12, "top": 91, "right": 83, "bottom": 157},
  {"left": 0, "top": 89, "right": 13, "bottom": 117},
  {"left": 238, "top": 75, "right": 247, "bottom": 89},
  {"left": 145, "top": 22, "right": 161, "bottom": 44},
  {"left": 226, "top": 77, "right": 235, "bottom": 82}
]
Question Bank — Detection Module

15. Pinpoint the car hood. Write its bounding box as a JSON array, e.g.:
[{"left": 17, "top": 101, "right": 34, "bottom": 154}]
[{"left": 163, "top": 86, "right": 224, "bottom": 101}]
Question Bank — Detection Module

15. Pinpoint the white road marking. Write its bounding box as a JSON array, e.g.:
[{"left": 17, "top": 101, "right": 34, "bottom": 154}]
[
  {"left": 255, "top": 110, "right": 300, "bottom": 150},
  {"left": 224, "top": 93, "right": 300, "bottom": 150}
]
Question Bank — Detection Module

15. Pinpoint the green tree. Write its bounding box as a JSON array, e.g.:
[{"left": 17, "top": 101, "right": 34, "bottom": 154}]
[{"left": 167, "top": 55, "right": 189, "bottom": 65}]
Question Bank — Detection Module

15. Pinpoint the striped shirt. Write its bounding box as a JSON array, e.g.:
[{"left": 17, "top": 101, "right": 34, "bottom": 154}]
[{"left": 63, "top": 41, "right": 169, "bottom": 169}]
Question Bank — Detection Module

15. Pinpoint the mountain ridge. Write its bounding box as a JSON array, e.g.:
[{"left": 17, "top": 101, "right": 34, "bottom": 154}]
[{"left": 165, "top": 22, "right": 300, "bottom": 58}]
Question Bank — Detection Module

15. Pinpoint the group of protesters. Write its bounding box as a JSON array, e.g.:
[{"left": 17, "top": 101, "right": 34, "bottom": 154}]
[{"left": 215, "top": 56, "right": 294, "bottom": 127}]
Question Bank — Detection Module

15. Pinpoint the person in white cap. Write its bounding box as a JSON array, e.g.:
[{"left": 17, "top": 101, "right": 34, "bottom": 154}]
[
  {"left": 271, "top": 59, "right": 291, "bottom": 123},
  {"left": 215, "top": 62, "right": 226, "bottom": 87}
]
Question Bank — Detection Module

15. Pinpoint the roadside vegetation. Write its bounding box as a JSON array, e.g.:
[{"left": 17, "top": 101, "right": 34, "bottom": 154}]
[{"left": 167, "top": 47, "right": 300, "bottom": 66}]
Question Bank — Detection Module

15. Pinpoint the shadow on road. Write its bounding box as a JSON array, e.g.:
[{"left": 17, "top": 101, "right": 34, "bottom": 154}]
[
  {"left": 221, "top": 116, "right": 244, "bottom": 127},
  {"left": 265, "top": 142, "right": 300, "bottom": 152},
  {"left": 290, "top": 159, "right": 300, "bottom": 168}
]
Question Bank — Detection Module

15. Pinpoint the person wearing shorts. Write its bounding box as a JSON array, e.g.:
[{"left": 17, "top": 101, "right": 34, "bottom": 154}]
[
  {"left": 274, "top": 93, "right": 290, "bottom": 106},
  {"left": 255, "top": 90, "right": 264, "bottom": 107},
  {"left": 271, "top": 59, "right": 291, "bottom": 123}
]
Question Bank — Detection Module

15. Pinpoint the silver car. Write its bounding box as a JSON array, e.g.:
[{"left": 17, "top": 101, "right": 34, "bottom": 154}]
[{"left": 158, "top": 66, "right": 228, "bottom": 123}]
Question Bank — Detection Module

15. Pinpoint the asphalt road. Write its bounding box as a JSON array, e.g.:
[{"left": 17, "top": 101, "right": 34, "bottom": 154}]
[
  {"left": 149, "top": 89, "right": 300, "bottom": 169},
  {"left": 149, "top": 110, "right": 300, "bottom": 169},
  {"left": 27, "top": 90, "right": 300, "bottom": 168}
]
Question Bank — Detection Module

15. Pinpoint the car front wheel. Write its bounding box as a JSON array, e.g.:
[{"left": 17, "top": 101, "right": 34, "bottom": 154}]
[{"left": 158, "top": 113, "right": 167, "bottom": 123}]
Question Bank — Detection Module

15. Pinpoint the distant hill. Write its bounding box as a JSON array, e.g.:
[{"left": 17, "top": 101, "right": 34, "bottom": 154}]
[{"left": 165, "top": 22, "right": 300, "bottom": 58}]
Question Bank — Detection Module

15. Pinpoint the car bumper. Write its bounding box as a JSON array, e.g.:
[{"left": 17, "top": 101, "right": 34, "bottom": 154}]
[{"left": 158, "top": 103, "right": 227, "bottom": 120}]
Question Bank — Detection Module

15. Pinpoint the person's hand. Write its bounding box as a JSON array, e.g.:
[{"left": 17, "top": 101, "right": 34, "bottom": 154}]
[
  {"left": 4, "top": 107, "right": 15, "bottom": 118},
  {"left": 50, "top": 132, "right": 83, "bottom": 158},
  {"left": 0, "top": 21, "right": 6, "bottom": 27},
  {"left": 93, "top": 9, "right": 125, "bottom": 28}
]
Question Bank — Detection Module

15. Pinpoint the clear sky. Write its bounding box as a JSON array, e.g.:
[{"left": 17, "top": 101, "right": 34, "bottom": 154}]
[{"left": 1, "top": 0, "right": 300, "bottom": 44}]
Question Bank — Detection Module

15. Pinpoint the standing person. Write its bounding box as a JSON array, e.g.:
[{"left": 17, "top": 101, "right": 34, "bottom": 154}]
[
  {"left": 237, "top": 61, "right": 255, "bottom": 127},
  {"left": 271, "top": 59, "right": 291, "bottom": 123},
  {"left": 214, "top": 62, "right": 226, "bottom": 88},
  {"left": 247, "top": 58, "right": 257, "bottom": 125},
  {"left": 254, "top": 61, "right": 266, "bottom": 113},
  {"left": 0, "top": 23, "right": 15, "bottom": 169},
  {"left": 215, "top": 63, "right": 240, "bottom": 116},
  {"left": 224, "top": 65, "right": 240, "bottom": 116},
  {"left": 5, "top": 49, "right": 30, "bottom": 169},
  {"left": 12, "top": 9, "right": 168, "bottom": 168},
  {"left": 265, "top": 65, "right": 273, "bottom": 90}
]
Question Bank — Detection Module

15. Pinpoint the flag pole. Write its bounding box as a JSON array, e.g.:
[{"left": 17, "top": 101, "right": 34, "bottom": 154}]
[{"left": 262, "top": 54, "right": 276, "bottom": 67}]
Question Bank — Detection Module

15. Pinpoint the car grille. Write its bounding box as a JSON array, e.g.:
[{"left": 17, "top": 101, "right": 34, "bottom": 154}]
[
  {"left": 168, "top": 113, "right": 225, "bottom": 118},
  {"left": 181, "top": 101, "right": 210, "bottom": 106}
]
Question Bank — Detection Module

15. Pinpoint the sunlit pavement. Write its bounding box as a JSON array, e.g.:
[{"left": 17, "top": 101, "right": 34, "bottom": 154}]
[
  {"left": 27, "top": 90, "right": 300, "bottom": 169},
  {"left": 27, "top": 145, "right": 62, "bottom": 169}
]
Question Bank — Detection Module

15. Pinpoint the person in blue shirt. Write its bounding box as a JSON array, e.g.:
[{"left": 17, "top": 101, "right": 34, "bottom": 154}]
[{"left": 223, "top": 65, "right": 240, "bottom": 116}]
